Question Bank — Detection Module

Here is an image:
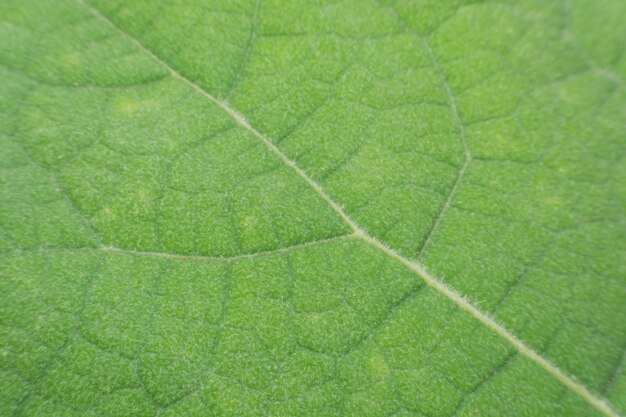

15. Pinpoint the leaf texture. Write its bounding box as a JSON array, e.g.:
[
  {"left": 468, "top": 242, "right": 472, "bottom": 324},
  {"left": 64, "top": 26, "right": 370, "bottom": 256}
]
[{"left": 1, "top": 0, "right": 625, "bottom": 416}]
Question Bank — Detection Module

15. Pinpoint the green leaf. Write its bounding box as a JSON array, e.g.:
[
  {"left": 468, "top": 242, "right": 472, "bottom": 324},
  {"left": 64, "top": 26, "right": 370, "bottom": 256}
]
[{"left": 1, "top": 0, "right": 625, "bottom": 416}]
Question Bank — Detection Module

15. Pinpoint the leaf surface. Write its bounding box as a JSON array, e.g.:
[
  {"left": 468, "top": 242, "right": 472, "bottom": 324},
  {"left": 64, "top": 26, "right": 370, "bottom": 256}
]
[{"left": 1, "top": 0, "right": 625, "bottom": 416}]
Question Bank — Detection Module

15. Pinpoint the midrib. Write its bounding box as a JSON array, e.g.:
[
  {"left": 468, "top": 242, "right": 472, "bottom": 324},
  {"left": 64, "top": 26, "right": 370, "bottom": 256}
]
[{"left": 75, "top": 1, "right": 621, "bottom": 416}]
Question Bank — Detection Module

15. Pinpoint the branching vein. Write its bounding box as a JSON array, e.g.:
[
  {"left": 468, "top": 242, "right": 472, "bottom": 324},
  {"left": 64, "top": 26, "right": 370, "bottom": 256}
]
[{"left": 416, "top": 36, "right": 472, "bottom": 260}]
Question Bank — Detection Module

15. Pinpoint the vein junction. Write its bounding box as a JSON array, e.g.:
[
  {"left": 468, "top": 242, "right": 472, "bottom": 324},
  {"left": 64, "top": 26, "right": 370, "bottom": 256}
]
[{"left": 74, "top": 1, "right": 621, "bottom": 416}]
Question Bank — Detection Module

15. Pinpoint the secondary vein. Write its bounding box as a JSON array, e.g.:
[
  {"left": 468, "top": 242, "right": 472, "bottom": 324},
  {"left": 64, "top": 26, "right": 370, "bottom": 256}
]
[{"left": 416, "top": 36, "right": 472, "bottom": 260}]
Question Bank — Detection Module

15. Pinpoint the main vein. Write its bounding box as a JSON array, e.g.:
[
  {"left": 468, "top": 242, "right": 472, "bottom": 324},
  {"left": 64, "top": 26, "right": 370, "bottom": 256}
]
[{"left": 76, "top": 2, "right": 620, "bottom": 416}]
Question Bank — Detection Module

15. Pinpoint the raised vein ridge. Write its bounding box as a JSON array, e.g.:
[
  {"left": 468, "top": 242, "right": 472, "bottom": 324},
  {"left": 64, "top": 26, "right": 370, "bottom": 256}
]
[{"left": 76, "top": 1, "right": 622, "bottom": 416}]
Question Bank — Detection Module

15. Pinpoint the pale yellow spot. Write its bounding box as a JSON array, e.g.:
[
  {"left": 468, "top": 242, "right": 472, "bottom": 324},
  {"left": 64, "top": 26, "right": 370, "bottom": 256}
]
[
  {"left": 117, "top": 98, "right": 140, "bottom": 114},
  {"left": 368, "top": 353, "right": 390, "bottom": 376},
  {"left": 164, "top": 140, "right": 179, "bottom": 152},
  {"left": 546, "top": 195, "right": 562, "bottom": 207},
  {"left": 243, "top": 216, "right": 260, "bottom": 231},
  {"left": 308, "top": 312, "right": 322, "bottom": 323},
  {"left": 61, "top": 52, "right": 81, "bottom": 66},
  {"left": 99, "top": 207, "right": 116, "bottom": 222},
  {"left": 137, "top": 189, "right": 149, "bottom": 201},
  {"left": 116, "top": 97, "right": 160, "bottom": 114}
]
